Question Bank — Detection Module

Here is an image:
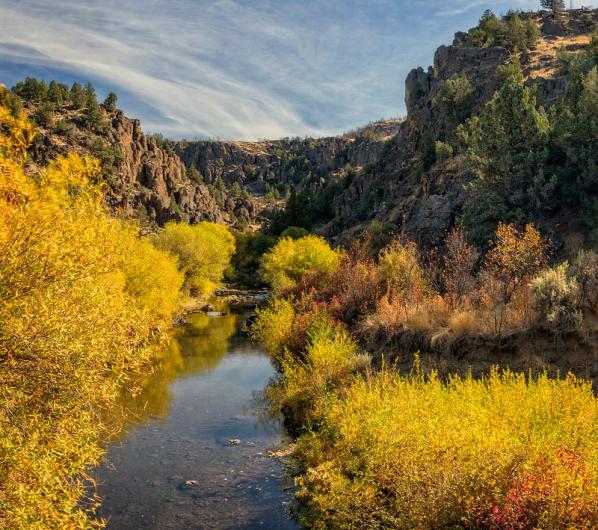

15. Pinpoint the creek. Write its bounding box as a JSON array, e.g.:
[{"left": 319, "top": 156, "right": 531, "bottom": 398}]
[{"left": 92, "top": 308, "right": 297, "bottom": 529}]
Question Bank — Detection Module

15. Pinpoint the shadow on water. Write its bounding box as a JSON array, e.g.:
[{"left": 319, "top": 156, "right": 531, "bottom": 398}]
[{"left": 93, "top": 309, "right": 298, "bottom": 530}]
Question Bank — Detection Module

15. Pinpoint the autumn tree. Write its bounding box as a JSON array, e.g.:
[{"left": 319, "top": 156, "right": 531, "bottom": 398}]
[
  {"left": 153, "top": 221, "right": 236, "bottom": 294},
  {"left": 260, "top": 235, "right": 341, "bottom": 292},
  {"left": 484, "top": 223, "right": 549, "bottom": 335},
  {"left": 442, "top": 226, "right": 480, "bottom": 305}
]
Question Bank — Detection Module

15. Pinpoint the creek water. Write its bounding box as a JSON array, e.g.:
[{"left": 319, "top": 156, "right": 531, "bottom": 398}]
[{"left": 92, "top": 309, "right": 298, "bottom": 529}]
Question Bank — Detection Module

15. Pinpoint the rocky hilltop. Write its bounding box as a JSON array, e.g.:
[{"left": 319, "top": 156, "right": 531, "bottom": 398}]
[
  {"left": 25, "top": 103, "right": 258, "bottom": 227},
  {"left": 325, "top": 8, "right": 598, "bottom": 249},
  {"left": 175, "top": 120, "right": 401, "bottom": 196}
]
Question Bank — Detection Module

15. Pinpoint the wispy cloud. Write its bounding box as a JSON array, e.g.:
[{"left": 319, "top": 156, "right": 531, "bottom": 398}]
[{"left": 0, "top": 0, "right": 595, "bottom": 139}]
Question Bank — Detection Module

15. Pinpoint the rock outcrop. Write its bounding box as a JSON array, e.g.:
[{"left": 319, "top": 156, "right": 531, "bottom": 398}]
[
  {"left": 27, "top": 107, "right": 259, "bottom": 227},
  {"left": 104, "top": 113, "right": 228, "bottom": 225},
  {"left": 325, "top": 9, "right": 598, "bottom": 247},
  {"left": 175, "top": 121, "right": 402, "bottom": 195}
]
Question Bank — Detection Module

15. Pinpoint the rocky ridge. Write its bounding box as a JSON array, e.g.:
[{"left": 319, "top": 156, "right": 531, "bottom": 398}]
[
  {"left": 175, "top": 120, "right": 401, "bottom": 197},
  {"left": 326, "top": 9, "right": 598, "bottom": 247}
]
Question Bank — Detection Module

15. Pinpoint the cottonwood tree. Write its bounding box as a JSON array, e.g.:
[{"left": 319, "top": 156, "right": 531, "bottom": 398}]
[{"left": 484, "top": 223, "right": 549, "bottom": 336}]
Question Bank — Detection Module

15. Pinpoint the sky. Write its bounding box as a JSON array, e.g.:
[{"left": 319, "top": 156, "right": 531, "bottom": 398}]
[{"left": 0, "top": 0, "right": 596, "bottom": 140}]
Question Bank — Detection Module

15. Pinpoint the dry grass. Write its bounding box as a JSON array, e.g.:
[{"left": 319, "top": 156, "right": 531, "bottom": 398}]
[
  {"left": 526, "top": 34, "right": 592, "bottom": 79},
  {"left": 448, "top": 310, "right": 480, "bottom": 336}
]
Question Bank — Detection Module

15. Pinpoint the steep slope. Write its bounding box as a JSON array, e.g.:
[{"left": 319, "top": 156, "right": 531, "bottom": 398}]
[
  {"left": 21, "top": 101, "right": 257, "bottom": 227},
  {"left": 175, "top": 120, "right": 401, "bottom": 197},
  {"left": 318, "top": 9, "right": 598, "bottom": 249}
]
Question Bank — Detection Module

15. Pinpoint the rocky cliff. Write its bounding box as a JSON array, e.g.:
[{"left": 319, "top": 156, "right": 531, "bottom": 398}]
[
  {"left": 175, "top": 120, "right": 401, "bottom": 196},
  {"left": 26, "top": 105, "right": 259, "bottom": 227},
  {"left": 326, "top": 9, "right": 598, "bottom": 247}
]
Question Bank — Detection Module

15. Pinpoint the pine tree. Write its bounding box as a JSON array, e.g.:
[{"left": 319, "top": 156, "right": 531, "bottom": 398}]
[
  {"left": 47, "top": 81, "right": 69, "bottom": 105},
  {"left": 553, "top": 67, "right": 598, "bottom": 230},
  {"left": 83, "top": 82, "right": 105, "bottom": 132},
  {"left": 540, "top": 0, "right": 565, "bottom": 15},
  {"left": 70, "top": 82, "right": 86, "bottom": 109},
  {"left": 102, "top": 91, "right": 118, "bottom": 112},
  {"left": 462, "top": 62, "right": 553, "bottom": 241}
]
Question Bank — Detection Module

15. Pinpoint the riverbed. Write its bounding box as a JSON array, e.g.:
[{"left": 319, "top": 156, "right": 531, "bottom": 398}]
[{"left": 92, "top": 309, "right": 298, "bottom": 529}]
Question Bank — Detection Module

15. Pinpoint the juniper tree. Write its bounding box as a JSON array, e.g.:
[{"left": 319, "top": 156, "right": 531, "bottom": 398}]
[
  {"left": 103, "top": 91, "right": 118, "bottom": 112},
  {"left": 541, "top": 0, "right": 565, "bottom": 15}
]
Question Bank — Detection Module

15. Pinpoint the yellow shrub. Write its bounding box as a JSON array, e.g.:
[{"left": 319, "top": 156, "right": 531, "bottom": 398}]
[
  {"left": 260, "top": 235, "right": 341, "bottom": 292},
  {"left": 274, "top": 316, "right": 367, "bottom": 430},
  {"left": 153, "top": 220, "right": 235, "bottom": 295},
  {"left": 379, "top": 240, "right": 430, "bottom": 301},
  {"left": 117, "top": 222, "right": 184, "bottom": 327},
  {"left": 251, "top": 297, "right": 296, "bottom": 359},
  {"left": 0, "top": 100, "right": 185, "bottom": 528},
  {"left": 296, "top": 369, "right": 598, "bottom": 529}
]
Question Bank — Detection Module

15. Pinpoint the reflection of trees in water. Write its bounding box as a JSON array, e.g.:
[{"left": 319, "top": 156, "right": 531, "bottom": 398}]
[{"left": 103, "top": 312, "right": 238, "bottom": 440}]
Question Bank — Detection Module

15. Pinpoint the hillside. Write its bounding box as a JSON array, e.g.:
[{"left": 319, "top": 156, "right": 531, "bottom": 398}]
[
  {"left": 4, "top": 8, "right": 598, "bottom": 250},
  {"left": 175, "top": 119, "right": 401, "bottom": 198},
  {"left": 289, "top": 9, "right": 598, "bottom": 253}
]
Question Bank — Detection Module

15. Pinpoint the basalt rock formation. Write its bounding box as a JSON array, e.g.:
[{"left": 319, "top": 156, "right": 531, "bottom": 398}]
[
  {"left": 325, "top": 9, "right": 598, "bottom": 248},
  {"left": 175, "top": 120, "right": 401, "bottom": 196}
]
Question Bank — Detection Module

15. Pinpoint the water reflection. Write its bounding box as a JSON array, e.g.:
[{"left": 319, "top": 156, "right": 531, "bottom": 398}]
[
  {"left": 106, "top": 312, "right": 239, "bottom": 435},
  {"left": 93, "top": 310, "right": 297, "bottom": 530}
]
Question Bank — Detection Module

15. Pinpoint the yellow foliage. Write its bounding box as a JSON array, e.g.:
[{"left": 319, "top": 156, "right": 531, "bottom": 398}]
[
  {"left": 296, "top": 369, "right": 598, "bottom": 529},
  {"left": 0, "top": 101, "right": 185, "bottom": 528},
  {"left": 270, "top": 314, "right": 368, "bottom": 430},
  {"left": 153, "top": 220, "right": 235, "bottom": 295},
  {"left": 251, "top": 297, "right": 296, "bottom": 358},
  {"left": 260, "top": 235, "right": 341, "bottom": 292},
  {"left": 117, "top": 222, "right": 185, "bottom": 327},
  {"left": 379, "top": 240, "right": 430, "bottom": 299}
]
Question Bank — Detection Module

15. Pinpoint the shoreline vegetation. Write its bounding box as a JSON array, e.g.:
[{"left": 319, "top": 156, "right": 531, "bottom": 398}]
[
  {"left": 0, "top": 93, "right": 235, "bottom": 528},
  {"left": 252, "top": 229, "right": 598, "bottom": 528},
  {"left": 3, "top": 6, "right": 598, "bottom": 529}
]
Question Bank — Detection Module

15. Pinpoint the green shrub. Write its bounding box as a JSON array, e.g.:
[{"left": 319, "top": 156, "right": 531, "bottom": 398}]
[
  {"left": 434, "top": 140, "right": 453, "bottom": 161},
  {"left": 530, "top": 262, "right": 581, "bottom": 330},
  {"left": 433, "top": 74, "right": 474, "bottom": 126},
  {"left": 280, "top": 226, "right": 310, "bottom": 240}
]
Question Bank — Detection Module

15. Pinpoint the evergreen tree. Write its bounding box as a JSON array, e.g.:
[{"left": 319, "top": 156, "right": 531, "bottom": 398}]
[
  {"left": 47, "top": 81, "right": 70, "bottom": 105},
  {"left": 83, "top": 82, "right": 105, "bottom": 132},
  {"left": 462, "top": 62, "right": 553, "bottom": 242},
  {"left": 552, "top": 67, "right": 598, "bottom": 231},
  {"left": 102, "top": 91, "right": 118, "bottom": 112},
  {"left": 13, "top": 77, "right": 47, "bottom": 102},
  {"left": 230, "top": 181, "right": 242, "bottom": 198},
  {"left": 540, "top": 0, "right": 565, "bottom": 15},
  {"left": 70, "top": 82, "right": 86, "bottom": 109}
]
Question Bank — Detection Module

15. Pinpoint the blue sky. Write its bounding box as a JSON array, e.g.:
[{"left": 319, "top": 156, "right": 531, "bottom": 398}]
[{"left": 0, "top": 0, "right": 596, "bottom": 140}]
